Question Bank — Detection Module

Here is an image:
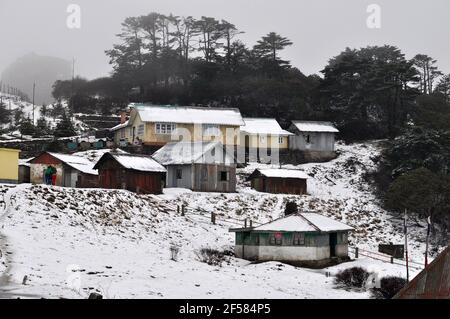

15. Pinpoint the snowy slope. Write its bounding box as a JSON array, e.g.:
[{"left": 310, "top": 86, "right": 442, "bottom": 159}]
[
  {"left": 0, "top": 141, "right": 443, "bottom": 299},
  {"left": 0, "top": 183, "right": 418, "bottom": 299}
]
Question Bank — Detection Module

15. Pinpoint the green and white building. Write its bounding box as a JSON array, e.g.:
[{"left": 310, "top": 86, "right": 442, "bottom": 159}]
[{"left": 230, "top": 213, "right": 353, "bottom": 267}]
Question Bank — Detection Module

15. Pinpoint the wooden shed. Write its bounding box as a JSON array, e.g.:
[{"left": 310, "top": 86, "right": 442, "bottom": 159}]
[
  {"left": 93, "top": 152, "right": 166, "bottom": 194},
  {"left": 152, "top": 141, "right": 237, "bottom": 193},
  {"left": 247, "top": 168, "right": 309, "bottom": 195},
  {"left": 230, "top": 212, "right": 353, "bottom": 268},
  {"left": 0, "top": 148, "right": 20, "bottom": 184},
  {"left": 29, "top": 152, "right": 98, "bottom": 188}
]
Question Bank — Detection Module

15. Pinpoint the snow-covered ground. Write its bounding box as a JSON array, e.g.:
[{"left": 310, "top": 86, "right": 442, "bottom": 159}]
[{"left": 0, "top": 141, "right": 444, "bottom": 299}]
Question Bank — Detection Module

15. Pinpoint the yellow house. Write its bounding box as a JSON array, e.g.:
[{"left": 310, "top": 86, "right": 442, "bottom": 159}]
[
  {"left": 111, "top": 105, "right": 244, "bottom": 147},
  {"left": 240, "top": 118, "right": 293, "bottom": 151},
  {"left": 0, "top": 148, "right": 20, "bottom": 184}
]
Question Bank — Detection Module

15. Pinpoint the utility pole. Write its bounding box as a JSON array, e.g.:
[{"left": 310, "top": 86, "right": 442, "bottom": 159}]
[
  {"left": 32, "top": 82, "right": 36, "bottom": 125},
  {"left": 425, "top": 216, "right": 431, "bottom": 267},
  {"left": 404, "top": 209, "right": 410, "bottom": 282},
  {"left": 71, "top": 57, "right": 75, "bottom": 112}
]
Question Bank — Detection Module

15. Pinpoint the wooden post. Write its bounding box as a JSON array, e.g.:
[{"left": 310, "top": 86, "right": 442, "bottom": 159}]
[
  {"left": 355, "top": 247, "right": 359, "bottom": 259},
  {"left": 177, "top": 205, "right": 180, "bottom": 214},
  {"left": 244, "top": 218, "right": 247, "bottom": 228},
  {"left": 390, "top": 257, "right": 394, "bottom": 264},
  {"left": 211, "top": 213, "right": 216, "bottom": 225},
  {"left": 249, "top": 220, "right": 253, "bottom": 228},
  {"left": 181, "top": 205, "right": 185, "bottom": 216}
]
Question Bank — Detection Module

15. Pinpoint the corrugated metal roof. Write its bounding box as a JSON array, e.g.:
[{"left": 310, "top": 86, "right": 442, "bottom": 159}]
[
  {"left": 241, "top": 118, "right": 293, "bottom": 136},
  {"left": 394, "top": 245, "right": 450, "bottom": 299},
  {"left": 291, "top": 121, "right": 339, "bottom": 133},
  {"left": 231, "top": 213, "right": 353, "bottom": 233}
]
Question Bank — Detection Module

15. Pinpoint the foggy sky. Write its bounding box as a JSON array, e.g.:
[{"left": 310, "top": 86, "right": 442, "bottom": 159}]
[{"left": 1, "top": 0, "right": 449, "bottom": 80}]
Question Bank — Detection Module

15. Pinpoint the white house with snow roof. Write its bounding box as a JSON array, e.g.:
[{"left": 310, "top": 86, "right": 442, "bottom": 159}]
[
  {"left": 288, "top": 121, "right": 339, "bottom": 161},
  {"left": 240, "top": 118, "right": 293, "bottom": 162},
  {"left": 230, "top": 212, "right": 353, "bottom": 267},
  {"left": 110, "top": 104, "right": 244, "bottom": 149}
]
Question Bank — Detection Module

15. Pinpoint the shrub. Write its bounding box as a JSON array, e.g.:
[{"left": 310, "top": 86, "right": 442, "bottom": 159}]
[
  {"left": 196, "top": 247, "right": 232, "bottom": 267},
  {"left": 373, "top": 276, "right": 407, "bottom": 299},
  {"left": 335, "top": 267, "right": 371, "bottom": 290},
  {"left": 284, "top": 201, "right": 298, "bottom": 216}
]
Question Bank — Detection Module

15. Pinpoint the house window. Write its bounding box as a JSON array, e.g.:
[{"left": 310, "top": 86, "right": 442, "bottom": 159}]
[
  {"left": 305, "top": 134, "right": 311, "bottom": 144},
  {"left": 293, "top": 233, "right": 305, "bottom": 246},
  {"left": 137, "top": 124, "right": 145, "bottom": 136},
  {"left": 219, "top": 171, "right": 229, "bottom": 182},
  {"left": 339, "top": 232, "right": 348, "bottom": 244},
  {"left": 278, "top": 136, "right": 284, "bottom": 144},
  {"left": 259, "top": 135, "right": 266, "bottom": 143},
  {"left": 156, "top": 123, "right": 176, "bottom": 135},
  {"left": 120, "top": 129, "right": 125, "bottom": 139},
  {"left": 269, "top": 233, "right": 283, "bottom": 246},
  {"left": 203, "top": 124, "right": 220, "bottom": 137},
  {"left": 176, "top": 169, "right": 182, "bottom": 180}
]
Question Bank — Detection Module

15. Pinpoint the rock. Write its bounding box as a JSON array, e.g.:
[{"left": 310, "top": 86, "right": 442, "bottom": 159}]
[{"left": 88, "top": 292, "right": 103, "bottom": 299}]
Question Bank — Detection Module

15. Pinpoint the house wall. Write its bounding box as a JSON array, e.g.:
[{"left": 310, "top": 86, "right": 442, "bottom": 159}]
[
  {"left": 234, "top": 231, "right": 349, "bottom": 261},
  {"left": 30, "top": 163, "right": 64, "bottom": 185},
  {"left": 18, "top": 165, "right": 30, "bottom": 183},
  {"left": 192, "top": 163, "right": 236, "bottom": 193},
  {"left": 289, "top": 131, "right": 336, "bottom": 152},
  {"left": 166, "top": 165, "right": 192, "bottom": 189},
  {"left": 97, "top": 158, "right": 163, "bottom": 194},
  {"left": 239, "top": 133, "right": 289, "bottom": 150},
  {"left": 165, "top": 164, "right": 236, "bottom": 192},
  {"left": 114, "top": 111, "right": 240, "bottom": 146},
  {"left": 0, "top": 148, "right": 20, "bottom": 184},
  {"left": 250, "top": 176, "right": 307, "bottom": 195}
]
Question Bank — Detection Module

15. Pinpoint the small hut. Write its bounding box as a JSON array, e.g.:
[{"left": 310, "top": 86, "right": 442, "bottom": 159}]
[
  {"left": 247, "top": 168, "right": 309, "bottom": 195},
  {"left": 93, "top": 152, "right": 166, "bottom": 194},
  {"left": 152, "top": 141, "right": 236, "bottom": 193},
  {"left": 229, "top": 212, "right": 353, "bottom": 268},
  {"left": 29, "top": 152, "right": 98, "bottom": 188},
  {"left": 288, "top": 121, "right": 339, "bottom": 162}
]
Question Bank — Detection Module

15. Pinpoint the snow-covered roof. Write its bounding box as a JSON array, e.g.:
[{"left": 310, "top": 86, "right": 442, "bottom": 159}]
[
  {"left": 240, "top": 118, "right": 293, "bottom": 136},
  {"left": 19, "top": 158, "right": 33, "bottom": 167},
  {"left": 94, "top": 153, "right": 166, "bottom": 173},
  {"left": 132, "top": 105, "right": 244, "bottom": 126},
  {"left": 291, "top": 121, "right": 339, "bottom": 133},
  {"left": 245, "top": 213, "right": 353, "bottom": 233},
  {"left": 110, "top": 120, "right": 129, "bottom": 132},
  {"left": 47, "top": 153, "right": 98, "bottom": 175},
  {"left": 256, "top": 169, "right": 309, "bottom": 179},
  {"left": 152, "top": 141, "right": 234, "bottom": 166}
]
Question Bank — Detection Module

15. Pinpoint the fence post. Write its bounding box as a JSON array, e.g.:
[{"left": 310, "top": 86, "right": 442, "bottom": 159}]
[
  {"left": 211, "top": 212, "right": 216, "bottom": 225},
  {"left": 355, "top": 247, "right": 359, "bottom": 259},
  {"left": 249, "top": 220, "right": 253, "bottom": 228},
  {"left": 244, "top": 218, "right": 247, "bottom": 228},
  {"left": 390, "top": 257, "right": 394, "bottom": 264},
  {"left": 181, "top": 205, "right": 185, "bottom": 216},
  {"left": 177, "top": 205, "right": 180, "bottom": 215}
]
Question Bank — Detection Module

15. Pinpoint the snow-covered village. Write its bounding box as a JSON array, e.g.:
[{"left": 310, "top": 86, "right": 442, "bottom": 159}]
[{"left": 0, "top": 0, "right": 449, "bottom": 304}]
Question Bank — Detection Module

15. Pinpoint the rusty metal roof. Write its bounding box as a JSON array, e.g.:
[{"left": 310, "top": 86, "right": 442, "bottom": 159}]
[{"left": 394, "top": 245, "right": 450, "bottom": 299}]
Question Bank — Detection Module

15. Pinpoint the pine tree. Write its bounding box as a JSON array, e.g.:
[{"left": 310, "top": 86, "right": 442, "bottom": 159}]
[
  {"left": 19, "top": 117, "right": 36, "bottom": 136},
  {"left": 0, "top": 100, "right": 10, "bottom": 125},
  {"left": 54, "top": 111, "right": 76, "bottom": 137},
  {"left": 253, "top": 32, "right": 293, "bottom": 62}
]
